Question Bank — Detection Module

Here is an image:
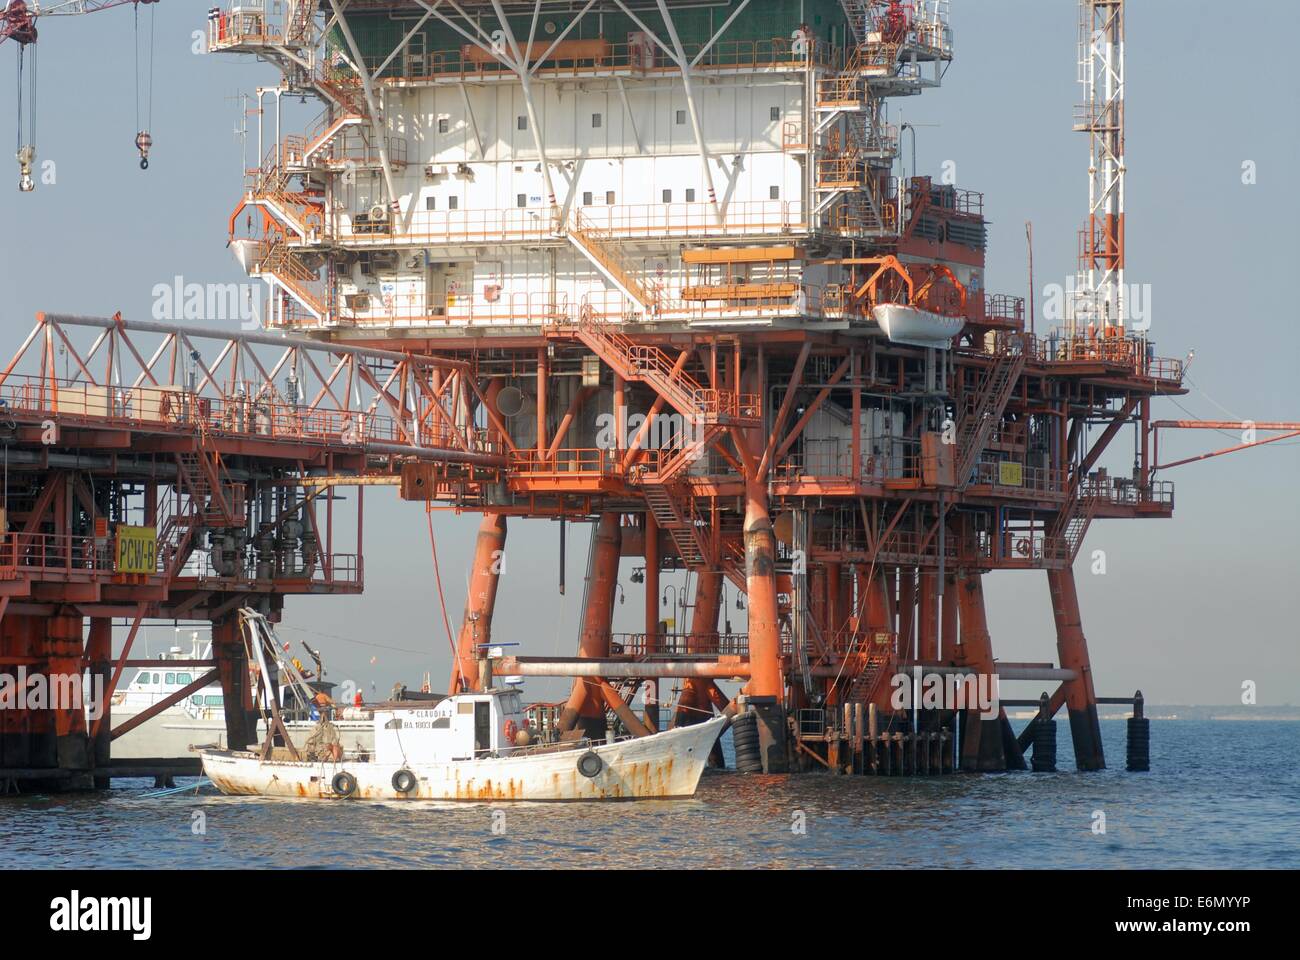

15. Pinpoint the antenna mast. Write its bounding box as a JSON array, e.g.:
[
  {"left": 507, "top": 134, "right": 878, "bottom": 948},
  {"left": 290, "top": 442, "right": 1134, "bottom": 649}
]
[{"left": 1072, "top": 0, "right": 1125, "bottom": 335}]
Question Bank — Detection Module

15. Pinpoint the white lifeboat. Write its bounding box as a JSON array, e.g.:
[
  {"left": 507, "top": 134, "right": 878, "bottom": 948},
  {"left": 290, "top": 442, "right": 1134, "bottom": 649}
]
[
  {"left": 229, "top": 238, "right": 264, "bottom": 275},
  {"left": 872, "top": 303, "right": 965, "bottom": 348}
]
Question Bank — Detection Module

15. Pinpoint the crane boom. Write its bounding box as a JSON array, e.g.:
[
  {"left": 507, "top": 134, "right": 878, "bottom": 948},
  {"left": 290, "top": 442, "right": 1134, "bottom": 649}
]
[
  {"left": 4, "top": 0, "right": 160, "bottom": 189},
  {"left": 2, "top": 0, "right": 156, "bottom": 46}
]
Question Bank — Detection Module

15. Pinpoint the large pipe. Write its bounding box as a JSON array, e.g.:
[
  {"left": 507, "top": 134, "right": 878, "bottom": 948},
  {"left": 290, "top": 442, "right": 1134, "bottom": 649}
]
[
  {"left": 743, "top": 475, "right": 781, "bottom": 699},
  {"left": 556, "top": 513, "right": 622, "bottom": 734},
  {"left": 499, "top": 658, "right": 1072, "bottom": 682},
  {"left": 644, "top": 512, "right": 660, "bottom": 726},
  {"left": 1047, "top": 567, "right": 1106, "bottom": 770},
  {"left": 448, "top": 513, "right": 507, "bottom": 693},
  {"left": 917, "top": 571, "right": 938, "bottom": 660},
  {"left": 501, "top": 658, "right": 750, "bottom": 679},
  {"left": 675, "top": 569, "right": 722, "bottom": 726},
  {"left": 955, "top": 574, "right": 1023, "bottom": 771}
]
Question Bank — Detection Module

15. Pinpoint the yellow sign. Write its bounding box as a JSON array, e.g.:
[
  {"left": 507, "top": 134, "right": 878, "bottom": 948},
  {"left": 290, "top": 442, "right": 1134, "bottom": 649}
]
[
  {"left": 115, "top": 525, "right": 158, "bottom": 574},
  {"left": 998, "top": 461, "right": 1024, "bottom": 487}
]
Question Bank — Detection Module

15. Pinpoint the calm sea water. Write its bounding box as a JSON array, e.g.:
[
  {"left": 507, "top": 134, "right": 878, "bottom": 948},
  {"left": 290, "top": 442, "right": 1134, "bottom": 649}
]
[{"left": 2, "top": 719, "right": 1296, "bottom": 869}]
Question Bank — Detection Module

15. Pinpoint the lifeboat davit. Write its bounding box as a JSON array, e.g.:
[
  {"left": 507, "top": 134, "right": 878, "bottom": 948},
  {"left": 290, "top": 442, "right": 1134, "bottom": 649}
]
[{"left": 871, "top": 303, "right": 965, "bottom": 348}]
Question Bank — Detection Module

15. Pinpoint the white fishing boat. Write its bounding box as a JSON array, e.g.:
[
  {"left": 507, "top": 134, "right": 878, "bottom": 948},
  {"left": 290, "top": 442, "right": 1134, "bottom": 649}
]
[
  {"left": 872, "top": 303, "right": 965, "bottom": 347},
  {"left": 201, "top": 690, "right": 727, "bottom": 802}
]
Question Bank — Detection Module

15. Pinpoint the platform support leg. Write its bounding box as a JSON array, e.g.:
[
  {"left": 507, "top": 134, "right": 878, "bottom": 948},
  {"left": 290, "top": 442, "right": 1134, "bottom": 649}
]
[
  {"left": 558, "top": 512, "right": 622, "bottom": 739},
  {"left": 744, "top": 475, "right": 788, "bottom": 773},
  {"left": 1047, "top": 568, "right": 1106, "bottom": 770},
  {"left": 213, "top": 616, "right": 257, "bottom": 751},
  {"left": 449, "top": 512, "right": 507, "bottom": 693},
  {"left": 87, "top": 616, "right": 112, "bottom": 789}
]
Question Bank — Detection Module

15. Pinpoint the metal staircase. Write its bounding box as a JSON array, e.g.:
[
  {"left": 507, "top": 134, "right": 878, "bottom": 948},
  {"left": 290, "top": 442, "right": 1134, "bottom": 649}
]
[
  {"left": 567, "top": 210, "right": 657, "bottom": 312},
  {"left": 285, "top": 0, "right": 315, "bottom": 45},
  {"left": 301, "top": 115, "right": 364, "bottom": 165},
  {"left": 643, "top": 482, "right": 708, "bottom": 568},
  {"left": 255, "top": 235, "right": 327, "bottom": 321},
  {"left": 844, "top": 635, "right": 893, "bottom": 705},
  {"left": 575, "top": 308, "right": 759, "bottom": 427},
  {"left": 1046, "top": 485, "right": 1102, "bottom": 568},
  {"left": 954, "top": 339, "right": 1027, "bottom": 487}
]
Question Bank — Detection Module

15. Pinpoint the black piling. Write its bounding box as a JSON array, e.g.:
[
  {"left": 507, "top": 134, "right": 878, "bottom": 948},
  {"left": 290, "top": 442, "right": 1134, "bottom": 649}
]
[
  {"left": 731, "top": 711, "right": 764, "bottom": 773},
  {"left": 1126, "top": 690, "right": 1150, "bottom": 772},
  {"left": 1030, "top": 691, "right": 1057, "bottom": 772}
]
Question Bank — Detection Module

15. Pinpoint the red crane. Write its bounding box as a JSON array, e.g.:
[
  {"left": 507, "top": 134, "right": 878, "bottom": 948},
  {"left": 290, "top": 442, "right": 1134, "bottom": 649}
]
[{"left": 3, "top": 0, "right": 160, "bottom": 190}]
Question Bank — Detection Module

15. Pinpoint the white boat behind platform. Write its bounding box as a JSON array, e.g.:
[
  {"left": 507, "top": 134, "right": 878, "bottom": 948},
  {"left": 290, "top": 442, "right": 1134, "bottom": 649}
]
[
  {"left": 872, "top": 303, "right": 964, "bottom": 348},
  {"left": 201, "top": 689, "right": 727, "bottom": 802},
  {"left": 108, "top": 638, "right": 373, "bottom": 760}
]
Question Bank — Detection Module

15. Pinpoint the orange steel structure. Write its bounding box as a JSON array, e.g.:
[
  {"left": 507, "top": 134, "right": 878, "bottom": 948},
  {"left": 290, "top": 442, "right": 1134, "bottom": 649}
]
[
  {"left": 5, "top": 2, "right": 1291, "bottom": 789},
  {"left": 197, "top": 0, "right": 1211, "bottom": 776},
  {"left": 0, "top": 312, "right": 499, "bottom": 787}
]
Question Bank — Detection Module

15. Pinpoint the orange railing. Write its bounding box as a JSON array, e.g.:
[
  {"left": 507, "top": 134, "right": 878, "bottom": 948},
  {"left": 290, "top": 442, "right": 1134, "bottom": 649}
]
[
  {"left": 611, "top": 632, "right": 750, "bottom": 658},
  {"left": 0, "top": 375, "right": 495, "bottom": 455},
  {"left": 317, "top": 201, "right": 805, "bottom": 248},
  {"left": 510, "top": 448, "right": 619, "bottom": 477},
  {"left": 570, "top": 200, "right": 805, "bottom": 241},
  {"left": 0, "top": 533, "right": 108, "bottom": 579},
  {"left": 1040, "top": 331, "right": 1184, "bottom": 382},
  {"left": 363, "top": 36, "right": 838, "bottom": 84},
  {"left": 970, "top": 461, "right": 1069, "bottom": 499}
]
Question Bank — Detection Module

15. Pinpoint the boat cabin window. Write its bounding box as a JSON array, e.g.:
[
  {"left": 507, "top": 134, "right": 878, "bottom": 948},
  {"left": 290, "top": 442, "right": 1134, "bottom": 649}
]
[
  {"left": 165, "top": 673, "right": 176, "bottom": 684},
  {"left": 134, "top": 671, "right": 151, "bottom": 686},
  {"left": 176, "top": 673, "right": 191, "bottom": 684},
  {"left": 203, "top": 694, "right": 224, "bottom": 706},
  {"left": 190, "top": 695, "right": 203, "bottom": 706},
  {"left": 474, "top": 701, "right": 491, "bottom": 754}
]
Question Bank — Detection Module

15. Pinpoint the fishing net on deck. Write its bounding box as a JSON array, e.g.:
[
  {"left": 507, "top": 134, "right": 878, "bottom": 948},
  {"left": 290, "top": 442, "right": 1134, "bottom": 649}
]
[{"left": 302, "top": 717, "right": 341, "bottom": 761}]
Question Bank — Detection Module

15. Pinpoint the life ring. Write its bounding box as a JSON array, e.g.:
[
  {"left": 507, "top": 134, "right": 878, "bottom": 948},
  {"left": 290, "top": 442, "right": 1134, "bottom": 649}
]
[
  {"left": 1015, "top": 538, "right": 1031, "bottom": 557},
  {"left": 503, "top": 719, "right": 519, "bottom": 743},
  {"left": 331, "top": 771, "right": 358, "bottom": 798},
  {"left": 577, "top": 750, "right": 603, "bottom": 779},
  {"left": 391, "top": 769, "right": 417, "bottom": 794}
]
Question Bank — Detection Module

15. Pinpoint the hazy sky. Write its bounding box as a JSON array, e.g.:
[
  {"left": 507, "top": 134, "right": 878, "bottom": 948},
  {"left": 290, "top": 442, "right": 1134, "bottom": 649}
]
[{"left": 1, "top": 0, "right": 1295, "bottom": 706}]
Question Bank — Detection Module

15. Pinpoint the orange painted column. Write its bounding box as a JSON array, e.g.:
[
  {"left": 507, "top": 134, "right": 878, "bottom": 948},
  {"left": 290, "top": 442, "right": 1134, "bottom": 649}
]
[
  {"left": 47, "top": 614, "right": 90, "bottom": 776},
  {"left": 917, "top": 571, "right": 938, "bottom": 661},
  {"left": 558, "top": 512, "right": 622, "bottom": 737},
  {"left": 864, "top": 571, "right": 891, "bottom": 632},
  {"left": 1047, "top": 567, "right": 1106, "bottom": 770},
  {"left": 744, "top": 473, "right": 788, "bottom": 772},
  {"left": 675, "top": 568, "right": 722, "bottom": 728},
  {"left": 87, "top": 617, "right": 112, "bottom": 787},
  {"left": 644, "top": 512, "right": 659, "bottom": 725},
  {"left": 897, "top": 567, "right": 916, "bottom": 660},
  {"left": 449, "top": 512, "right": 507, "bottom": 693},
  {"left": 955, "top": 573, "right": 1023, "bottom": 771},
  {"left": 213, "top": 616, "right": 257, "bottom": 751},
  {"left": 940, "top": 574, "right": 958, "bottom": 659}
]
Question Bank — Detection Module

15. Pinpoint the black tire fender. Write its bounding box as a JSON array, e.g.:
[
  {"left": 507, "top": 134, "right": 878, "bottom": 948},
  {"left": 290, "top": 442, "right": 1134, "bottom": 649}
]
[
  {"left": 577, "top": 750, "right": 603, "bottom": 779},
  {"left": 331, "top": 771, "right": 358, "bottom": 798},
  {"left": 391, "top": 768, "right": 417, "bottom": 794}
]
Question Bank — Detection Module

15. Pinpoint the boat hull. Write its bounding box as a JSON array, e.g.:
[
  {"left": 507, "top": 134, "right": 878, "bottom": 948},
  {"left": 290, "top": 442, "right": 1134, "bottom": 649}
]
[
  {"left": 201, "top": 715, "right": 726, "bottom": 802},
  {"left": 871, "top": 303, "right": 964, "bottom": 348}
]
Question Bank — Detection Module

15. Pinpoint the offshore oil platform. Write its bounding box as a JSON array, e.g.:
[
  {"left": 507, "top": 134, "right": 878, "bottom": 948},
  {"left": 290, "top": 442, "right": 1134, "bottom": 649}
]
[{"left": 1, "top": 1, "right": 1292, "bottom": 789}]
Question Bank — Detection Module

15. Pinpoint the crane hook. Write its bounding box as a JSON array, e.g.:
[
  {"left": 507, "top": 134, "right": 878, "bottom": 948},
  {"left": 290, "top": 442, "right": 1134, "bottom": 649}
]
[{"left": 135, "top": 131, "right": 152, "bottom": 170}]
